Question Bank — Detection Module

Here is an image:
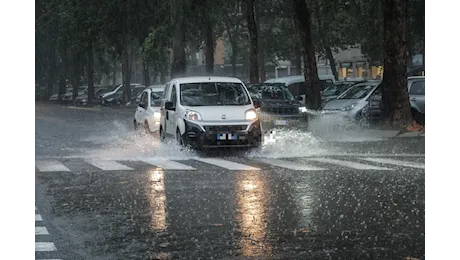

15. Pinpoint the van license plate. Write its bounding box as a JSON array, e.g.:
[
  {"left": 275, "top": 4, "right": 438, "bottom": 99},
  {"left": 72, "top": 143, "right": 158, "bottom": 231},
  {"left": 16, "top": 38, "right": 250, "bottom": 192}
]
[
  {"left": 275, "top": 120, "right": 288, "bottom": 126},
  {"left": 217, "top": 133, "right": 238, "bottom": 140}
]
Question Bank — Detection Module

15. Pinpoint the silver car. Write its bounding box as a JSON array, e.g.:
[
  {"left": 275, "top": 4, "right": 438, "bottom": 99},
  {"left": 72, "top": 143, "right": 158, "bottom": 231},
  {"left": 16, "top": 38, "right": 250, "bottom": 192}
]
[
  {"left": 321, "top": 81, "right": 381, "bottom": 121},
  {"left": 364, "top": 76, "right": 425, "bottom": 124}
]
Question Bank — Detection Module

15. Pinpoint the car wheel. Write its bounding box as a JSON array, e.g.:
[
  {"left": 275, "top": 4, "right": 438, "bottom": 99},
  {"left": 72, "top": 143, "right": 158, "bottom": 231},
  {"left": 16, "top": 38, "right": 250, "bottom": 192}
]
[
  {"left": 159, "top": 127, "right": 166, "bottom": 142},
  {"left": 133, "top": 120, "right": 138, "bottom": 131}
]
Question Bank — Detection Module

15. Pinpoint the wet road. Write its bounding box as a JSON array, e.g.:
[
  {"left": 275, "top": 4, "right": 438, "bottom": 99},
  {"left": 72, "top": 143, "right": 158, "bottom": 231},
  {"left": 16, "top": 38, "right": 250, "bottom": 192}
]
[{"left": 35, "top": 103, "right": 425, "bottom": 260}]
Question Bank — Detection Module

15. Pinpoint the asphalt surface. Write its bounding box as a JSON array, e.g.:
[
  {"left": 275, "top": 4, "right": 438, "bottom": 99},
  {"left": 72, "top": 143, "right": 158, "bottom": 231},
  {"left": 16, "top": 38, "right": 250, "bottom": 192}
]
[{"left": 35, "top": 103, "right": 425, "bottom": 260}]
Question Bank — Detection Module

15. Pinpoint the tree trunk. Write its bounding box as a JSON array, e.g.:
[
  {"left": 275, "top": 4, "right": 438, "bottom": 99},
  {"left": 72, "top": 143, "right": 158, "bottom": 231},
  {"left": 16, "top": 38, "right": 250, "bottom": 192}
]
[
  {"left": 292, "top": 0, "right": 321, "bottom": 110},
  {"left": 71, "top": 53, "right": 81, "bottom": 100},
  {"left": 87, "top": 41, "right": 95, "bottom": 105},
  {"left": 112, "top": 57, "right": 117, "bottom": 87},
  {"left": 143, "top": 61, "right": 150, "bottom": 86},
  {"left": 171, "top": 7, "right": 187, "bottom": 78},
  {"left": 122, "top": 46, "right": 132, "bottom": 103},
  {"left": 231, "top": 42, "right": 238, "bottom": 77},
  {"left": 255, "top": 3, "right": 265, "bottom": 82},
  {"left": 381, "top": 0, "right": 412, "bottom": 127},
  {"left": 295, "top": 44, "right": 302, "bottom": 75},
  {"left": 325, "top": 46, "right": 339, "bottom": 81},
  {"left": 245, "top": 0, "right": 259, "bottom": 83},
  {"left": 205, "top": 16, "right": 215, "bottom": 75}
]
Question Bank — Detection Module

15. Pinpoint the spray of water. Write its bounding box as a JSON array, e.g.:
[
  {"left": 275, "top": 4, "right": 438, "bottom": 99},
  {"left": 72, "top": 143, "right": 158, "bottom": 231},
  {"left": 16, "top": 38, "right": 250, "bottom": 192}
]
[{"left": 79, "top": 121, "right": 197, "bottom": 160}]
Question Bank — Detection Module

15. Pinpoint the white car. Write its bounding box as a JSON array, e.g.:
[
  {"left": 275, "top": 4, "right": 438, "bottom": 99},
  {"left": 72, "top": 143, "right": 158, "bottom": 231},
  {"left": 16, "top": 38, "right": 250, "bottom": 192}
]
[
  {"left": 133, "top": 87, "right": 164, "bottom": 134},
  {"left": 159, "top": 76, "right": 262, "bottom": 149}
]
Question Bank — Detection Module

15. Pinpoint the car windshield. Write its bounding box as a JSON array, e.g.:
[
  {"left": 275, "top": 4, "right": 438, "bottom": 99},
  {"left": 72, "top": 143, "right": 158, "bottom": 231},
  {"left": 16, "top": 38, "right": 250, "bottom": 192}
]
[
  {"left": 247, "top": 84, "right": 296, "bottom": 101},
  {"left": 180, "top": 82, "right": 251, "bottom": 106},
  {"left": 338, "top": 84, "right": 376, "bottom": 99},
  {"left": 323, "top": 83, "right": 353, "bottom": 96},
  {"left": 151, "top": 91, "right": 163, "bottom": 106}
]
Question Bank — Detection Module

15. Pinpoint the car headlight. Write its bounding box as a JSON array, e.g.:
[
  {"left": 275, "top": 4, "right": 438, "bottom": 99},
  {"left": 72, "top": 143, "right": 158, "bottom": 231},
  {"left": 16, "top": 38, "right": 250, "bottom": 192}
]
[
  {"left": 298, "top": 106, "right": 307, "bottom": 113},
  {"left": 106, "top": 98, "right": 114, "bottom": 102},
  {"left": 153, "top": 112, "right": 161, "bottom": 118},
  {"left": 186, "top": 110, "right": 202, "bottom": 121},
  {"left": 245, "top": 109, "right": 257, "bottom": 120},
  {"left": 341, "top": 103, "right": 356, "bottom": 111}
]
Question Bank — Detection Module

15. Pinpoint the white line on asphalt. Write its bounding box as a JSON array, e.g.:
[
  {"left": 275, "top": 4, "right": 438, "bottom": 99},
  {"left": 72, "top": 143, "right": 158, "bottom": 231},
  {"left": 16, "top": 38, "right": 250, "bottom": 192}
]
[
  {"left": 35, "top": 242, "right": 57, "bottom": 252},
  {"left": 307, "top": 158, "right": 393, "bottom": 170},
  {"left": 85, "top": 159, "right": 133, "bottom": 171},
  {"left": 36, "top": 160, "right": 71, "bottom": 172},
  {"left": 142, "top": 159, "right": 196, "bottom": 170},
  {"left": 255, "top": 158, "right": 326, "bottom": 171},
  {"left": 195, "top": 158, "right": 260, "bottom": 171},
  {"left": 361, "top": 157, "right": 425, "bottom": 169},
  {"left": 35, "top": 226, "right": 49, "bottom": 235},
  {"left": 36, "top": 214, "right": 43, "bottom": 221}
]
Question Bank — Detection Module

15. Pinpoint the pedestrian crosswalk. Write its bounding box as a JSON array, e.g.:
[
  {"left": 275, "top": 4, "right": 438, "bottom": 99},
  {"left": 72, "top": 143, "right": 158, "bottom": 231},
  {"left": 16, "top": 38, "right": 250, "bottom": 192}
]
[
  {"left": 36, "top": 154, "right": 425, "bottom": 173},
  {"left": 36, "top": 206, "right": 61, "bottom": 260}
]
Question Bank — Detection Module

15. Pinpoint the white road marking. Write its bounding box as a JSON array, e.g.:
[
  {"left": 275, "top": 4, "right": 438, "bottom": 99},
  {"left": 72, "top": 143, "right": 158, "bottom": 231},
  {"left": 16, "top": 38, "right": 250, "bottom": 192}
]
[
  {"left": 361, "top": 157, "right": 425, "bottom": 169},
  {"left": 142, "top": 159, "right": 196, "bottom": 170},
  {"left": 85, "top": 159, "right": 133, "bottom": 171},
  {"left": 35, "top": 226, "right": 49, "bottom": 235},
  {"left": 36, "top": 160, "right": 70, "bottom": 172},
  {"left": 307, "top": 158, "right": 392, "bottom": 170},
  {"left": 255, "top": 158, "right": 326, "bottom": 171},
  {"left": 36, "top": 214, "right": 43, "bottom": 221},
  {"left": 195, "top": 158, "right": 260, "bottom": 171},
  {"left": 35, "top": 242, "right": 57, "bottom": 252}
]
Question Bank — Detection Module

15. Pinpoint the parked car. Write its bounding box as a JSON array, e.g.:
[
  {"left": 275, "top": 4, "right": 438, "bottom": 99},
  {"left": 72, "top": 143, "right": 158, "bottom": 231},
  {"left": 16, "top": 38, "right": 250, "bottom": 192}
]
[
  {"left": 363, "top": 76, "right": 425, "bottom": 124},
  {"left": 321, "top": 81, "right": 362, "bottom": 106},
  {"left": 246, "top": 83, "right": 308, "bottom": 131},
  {"left": 99, "top": 83, "right": 145, "bottom": 105},
  {"left": 75, "top": 86, "right": 110, "bottom": 106},
  {"left": 133, "top": 87, "right": 164, "bottom": 134},
  {"left": 159, "top": 76, "right": 262, "bottom": 149},
  {"left": 321, "top": 80, "right": 382, "bottom": 122},
  {"left": 61, "top": 85, "right": 88, "bottom": 103},
  {"left": 265, "top": 75, "right": 336, "bottom": 105},
  {"left": 101, "top": 84, "right": 145, "bottom": 105},
  {"left": 49, "top": 87, "right": 72, "bottom": 102}
]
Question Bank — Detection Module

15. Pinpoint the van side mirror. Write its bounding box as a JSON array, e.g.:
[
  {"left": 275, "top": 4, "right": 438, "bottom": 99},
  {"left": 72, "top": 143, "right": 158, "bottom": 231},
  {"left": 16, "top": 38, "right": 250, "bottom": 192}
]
[
  {"left": 253, "top": 100, "right": 261, "bottom": 109},
  {"left": 165, "top": 101, "right": 175, "bottom": 110}
]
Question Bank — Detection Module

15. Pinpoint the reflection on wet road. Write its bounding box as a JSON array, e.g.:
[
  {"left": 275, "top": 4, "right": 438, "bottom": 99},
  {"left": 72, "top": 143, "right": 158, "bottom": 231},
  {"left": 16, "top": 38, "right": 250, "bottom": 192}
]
[{"left": 36, "top": 164, "right": 424, "bottom": 259}]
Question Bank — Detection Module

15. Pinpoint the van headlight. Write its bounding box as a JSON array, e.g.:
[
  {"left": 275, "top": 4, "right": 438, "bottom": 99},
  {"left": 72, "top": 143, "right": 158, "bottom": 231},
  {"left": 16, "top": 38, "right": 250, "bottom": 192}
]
[
  {"left": 186, "top": 110, "right": 202, "bottom": 121},
  {"left": 298, "top": 106, "right": 307, "bottom": 113},
  {"left": 153, "top": 112, "right": 161, "bottom": 118},
  {"left": 245, "top": 109, "right": 257, "bottom": 120}
]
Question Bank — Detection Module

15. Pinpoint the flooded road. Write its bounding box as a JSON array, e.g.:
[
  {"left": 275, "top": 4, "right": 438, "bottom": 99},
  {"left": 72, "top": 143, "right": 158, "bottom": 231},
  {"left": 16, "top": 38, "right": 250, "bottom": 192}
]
[{"left": 35, "top": 104, "right": 424, "bottom": 260}]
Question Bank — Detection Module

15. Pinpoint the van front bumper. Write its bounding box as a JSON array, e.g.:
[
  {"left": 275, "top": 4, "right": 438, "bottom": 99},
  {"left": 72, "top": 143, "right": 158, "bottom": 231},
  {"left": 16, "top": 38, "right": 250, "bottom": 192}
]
[{"left": 183, "top": 120, "right": 262, "bottom": 149}]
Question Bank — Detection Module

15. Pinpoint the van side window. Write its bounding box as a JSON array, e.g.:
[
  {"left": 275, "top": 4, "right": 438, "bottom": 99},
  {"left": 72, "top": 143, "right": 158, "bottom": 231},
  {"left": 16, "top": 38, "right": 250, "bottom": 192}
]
[
  {"left": 170, "top": 84, "right": 177, "bottom": 104},
  {"left": 163, "top": 83, "right": 170, "bottom": 99}
]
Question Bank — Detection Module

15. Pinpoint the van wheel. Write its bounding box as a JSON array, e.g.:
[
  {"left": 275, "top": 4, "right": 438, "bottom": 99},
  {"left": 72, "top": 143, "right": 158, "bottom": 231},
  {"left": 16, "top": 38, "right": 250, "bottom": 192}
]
[
  {"left": 176, "top": 129, "right": 186, "bottom": 147},
  {"left": 159, "top": 127, "right": 166, "bottom": 142},
  {"left": 144, "top": 120, "right": 151, "bottom": 133},
  {"left": 133, "top": 120, "right": 138, "bottom": 131}
]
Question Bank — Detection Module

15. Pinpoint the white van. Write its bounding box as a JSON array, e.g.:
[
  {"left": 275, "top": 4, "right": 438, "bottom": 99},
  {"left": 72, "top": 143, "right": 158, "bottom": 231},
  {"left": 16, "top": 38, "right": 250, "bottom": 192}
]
[
  {"left": 265, "top": 75, "right": 336, "bottom": 104},
  {"left": 159, "top": 76, "right": 262, "bottom": 149}
]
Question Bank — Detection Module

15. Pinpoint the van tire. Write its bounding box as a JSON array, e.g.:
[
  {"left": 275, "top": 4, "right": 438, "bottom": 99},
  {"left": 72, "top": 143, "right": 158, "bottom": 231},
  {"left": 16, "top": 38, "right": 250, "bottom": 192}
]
[
  {"left": 133, "top": 120, "right": 138, "bottom": 131},
  {"left": 176, "top": 129, "right": 186, "bottom": 147},
  {"left": 159, "top": 127, "right": 166, "bottom": 142}
]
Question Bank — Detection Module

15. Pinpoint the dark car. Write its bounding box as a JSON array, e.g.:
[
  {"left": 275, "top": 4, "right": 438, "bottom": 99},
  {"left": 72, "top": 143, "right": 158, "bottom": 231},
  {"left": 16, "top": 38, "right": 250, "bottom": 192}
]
[
  {"left": 246, "top": 83, "right": 308, "bottom": 131},
  {"left": 75, "top": 87, "right": 110, "bottom": 106}
]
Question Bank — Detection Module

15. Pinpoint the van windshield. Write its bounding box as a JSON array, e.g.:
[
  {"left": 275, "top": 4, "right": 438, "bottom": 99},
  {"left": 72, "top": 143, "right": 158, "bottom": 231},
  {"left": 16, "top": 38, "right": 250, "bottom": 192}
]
[{"left": 180, "top": 82, "right": 251, "bottom": 106}]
